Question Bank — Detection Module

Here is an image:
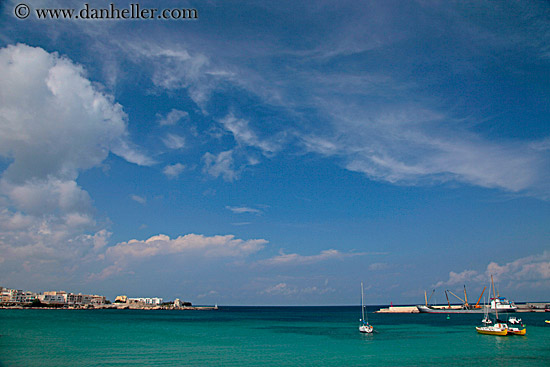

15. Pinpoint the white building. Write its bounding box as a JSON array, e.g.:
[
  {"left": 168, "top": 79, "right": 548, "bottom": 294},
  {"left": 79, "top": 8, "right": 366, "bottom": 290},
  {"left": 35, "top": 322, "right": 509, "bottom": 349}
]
[{"left": 128, "top": 297, "right": 163, "bottom": 305}]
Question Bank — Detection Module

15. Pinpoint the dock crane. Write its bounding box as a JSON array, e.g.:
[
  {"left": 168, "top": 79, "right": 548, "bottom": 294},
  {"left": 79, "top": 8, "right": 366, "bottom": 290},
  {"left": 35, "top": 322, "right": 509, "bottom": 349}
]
[
  {"left": 446, "top": 288, "right": 467, "bottom": 307},
  {"left": 424, "top": 289, "right": 435, "bottom": 306},
  {"left": 474, "top": 287, "right": 487, "bottom": 309}
]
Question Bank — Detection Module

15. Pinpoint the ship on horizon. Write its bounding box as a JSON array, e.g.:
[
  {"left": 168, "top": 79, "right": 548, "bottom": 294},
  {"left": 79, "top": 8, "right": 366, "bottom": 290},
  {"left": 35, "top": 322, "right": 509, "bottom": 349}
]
[{"left": 416, "top": 286, "right": 517, "bottom": 314}]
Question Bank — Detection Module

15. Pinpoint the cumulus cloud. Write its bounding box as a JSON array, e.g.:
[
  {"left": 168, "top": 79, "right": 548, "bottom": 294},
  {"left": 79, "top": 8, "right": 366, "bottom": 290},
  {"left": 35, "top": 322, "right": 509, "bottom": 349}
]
[
  {"left": 91, "top": 233, "right": 268, "bottom": 280},
  {"left": 434, "top": 269, "right": 484, "bottom": 288},
  {"left": 107, "top": 233, "right": 267, "bottom": 259},
  {"left": 487, "top": 252, "right": 550, "bottom": 284},
  {"left": 434, "top": 252, "right": 550, "bottom": 291},
  {"left": 0, "top": 44, "right": 152, "bottom": 279}
]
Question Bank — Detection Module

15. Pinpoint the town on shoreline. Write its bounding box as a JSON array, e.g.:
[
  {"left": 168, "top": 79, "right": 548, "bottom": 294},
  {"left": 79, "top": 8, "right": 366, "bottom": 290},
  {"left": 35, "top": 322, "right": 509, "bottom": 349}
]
[{"left": 0, "top": 286, "right": 217, "bottom": 310}]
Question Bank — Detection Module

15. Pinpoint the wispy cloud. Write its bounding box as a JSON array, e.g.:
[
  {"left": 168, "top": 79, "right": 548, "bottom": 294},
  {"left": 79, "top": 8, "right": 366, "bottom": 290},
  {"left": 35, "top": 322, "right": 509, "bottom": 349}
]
[
  {"left": 261, "top": 249, "right": 365, "bottom": 266},
  {"left": 130, "top": 195, "right": 146, "bottom": 205},
  {"left": 219, "top": 113, "right": 281, "bottom": 156},
  {"left": 262, "top": 282, "right": 335, "bottom": 296},
  {"left": 162, "top": 133, "right": 186, "bottom": 150},
  {"left": 163, "top": 163, "right": 186, "bottom": 179},
  {"left": 157, "top": 109, "right": 189, "bottom": 126},
  {"left": 202, "top": 150, "right": 239, "bottom": 182},
  {"left": 226, "top": 206, "right": 262, "bottom": 215}
]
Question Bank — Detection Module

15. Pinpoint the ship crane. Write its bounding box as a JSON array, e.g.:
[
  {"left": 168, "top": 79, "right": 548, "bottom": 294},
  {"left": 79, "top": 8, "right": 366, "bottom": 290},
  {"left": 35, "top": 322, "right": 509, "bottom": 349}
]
[
  {"left": 474, "top": 287, "right": 487, "bottom": 309},
  {"left": 446, "top": 289, "right": 467, "bottom": 307},
  {"left": 424, "top": 289, "right": 435, "bottom": 306},
  {"left": 447, "top": 285, "right": 472, "bottom": 308}
]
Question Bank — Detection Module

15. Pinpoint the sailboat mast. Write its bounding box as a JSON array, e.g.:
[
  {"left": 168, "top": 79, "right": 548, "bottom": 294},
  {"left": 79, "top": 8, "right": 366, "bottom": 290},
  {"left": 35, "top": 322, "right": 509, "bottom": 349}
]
[
  {"left": 491, "top": 275, "right": 498, "bottom": 319},
  {"left": 361, "top": 282, "right": 365, "bottom": 322}
]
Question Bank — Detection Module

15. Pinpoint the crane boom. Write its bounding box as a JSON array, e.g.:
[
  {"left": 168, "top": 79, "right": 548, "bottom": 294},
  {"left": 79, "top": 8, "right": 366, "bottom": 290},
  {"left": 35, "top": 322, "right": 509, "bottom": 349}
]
[
  {"left": 447, "top": 289, "right": 465, "bottom": 304},
  {"left": 475, "top": 287, "right": 487, "bottom": 308},
  {"left": 427, "top": 289, "right": 435, "bottom": 305}
]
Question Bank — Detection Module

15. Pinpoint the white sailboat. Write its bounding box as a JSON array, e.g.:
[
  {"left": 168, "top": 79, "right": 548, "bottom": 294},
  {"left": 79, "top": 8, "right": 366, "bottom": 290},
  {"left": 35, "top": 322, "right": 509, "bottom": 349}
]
[
  {"left": 475, "top": 275, "right": 508, "bottom": 336},
  {"left": 359, "top": 282, "right": 374, "bottom": 333}
]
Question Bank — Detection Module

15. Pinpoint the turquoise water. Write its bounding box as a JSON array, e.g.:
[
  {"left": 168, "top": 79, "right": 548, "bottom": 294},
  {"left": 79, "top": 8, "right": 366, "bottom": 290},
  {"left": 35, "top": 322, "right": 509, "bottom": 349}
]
[{"left": 1, "top": 307, "right": 549, "bottom": 366}]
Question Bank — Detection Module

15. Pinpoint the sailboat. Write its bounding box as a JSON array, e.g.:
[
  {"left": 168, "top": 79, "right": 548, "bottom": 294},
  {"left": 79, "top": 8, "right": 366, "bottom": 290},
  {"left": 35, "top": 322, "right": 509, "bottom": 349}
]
[
  {"left": 506, "top": 316, "right": 526, "bottom": 335},
  {"left": 475, "top": 275, "right": 508, "bottom": 336},
  {"left": 359, "top": 282, "right": 374, "bottom": 333}
]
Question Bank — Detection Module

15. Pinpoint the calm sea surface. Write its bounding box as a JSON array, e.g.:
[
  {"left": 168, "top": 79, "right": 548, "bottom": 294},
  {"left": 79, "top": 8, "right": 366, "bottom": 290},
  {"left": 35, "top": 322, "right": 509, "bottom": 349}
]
[{"left": 1, "top": 306, "right": 549, "bottom": 366}]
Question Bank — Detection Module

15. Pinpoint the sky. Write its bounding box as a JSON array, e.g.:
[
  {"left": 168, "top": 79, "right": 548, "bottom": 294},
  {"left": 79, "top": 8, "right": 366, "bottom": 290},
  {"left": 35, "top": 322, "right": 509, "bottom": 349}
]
[{"left": 0, "top": 0, "right": 549, "bottom": 306}]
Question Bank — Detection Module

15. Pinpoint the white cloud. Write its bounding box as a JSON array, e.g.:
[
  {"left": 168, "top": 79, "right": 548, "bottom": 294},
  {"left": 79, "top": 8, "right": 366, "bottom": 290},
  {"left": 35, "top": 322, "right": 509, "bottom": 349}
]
[
  {"left": 107, "top": 233, "right": 266, "bottom": 259},
  {"left": 118, "top": 41, "right": 231, "bottom": 107},
  {"left": 91, "top": 233, "right": 268, "bottom": 280},
  {"left": 0, "top": 44, "right": 152, "bottom": 281},
  {"left": 130, "top": 195, "right": 146, "bottom": 205},
  {"left": 263, "top": 283, "right": 297, "bottom": 296},
  {"left": 487, "top": 252, "right": 550, "bottom": 284},
  {"left": 226, "top": 206, "right": 262, "bottom": 215},
  {"left": 203, "top": 150, "right": 239, "bottom": 181},
  {"left": 219, "top": 113, "right": 280, "bottom": 155},
  {"left": 163, "top": 163, "right": 186, "bottom": 178},
  {"left": 162, "top": 133, "right": 186, "bottom": 150},
  {"left": 261, "top": 249, "right": 365, "bottom": 266},
  {"left": 434, "top": 269, "right": 483, "bottom": 288},
  {"left": 1, "top": 178, "right": 92, "bottom": 216},
  {"left": 157, "top": 109, "right": 189, "bottom": 126},
  {"left": 434, "top": 252, "right": 550, "bottom": 291},
  {"left": 262, "top": 282, "right": 335, "bottom": 297},
  {"left": 300, "top": 104, "right": 547, "bottom": 196},
  {"left": 0, "top": 44, "right": 152, "bottom": 183}
]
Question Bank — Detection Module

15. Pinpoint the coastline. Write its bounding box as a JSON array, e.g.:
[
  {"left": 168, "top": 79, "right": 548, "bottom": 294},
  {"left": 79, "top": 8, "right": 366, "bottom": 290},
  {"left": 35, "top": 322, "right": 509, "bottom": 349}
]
[{"left": 0, "top": 304, "right": 218, "bottom": 311}]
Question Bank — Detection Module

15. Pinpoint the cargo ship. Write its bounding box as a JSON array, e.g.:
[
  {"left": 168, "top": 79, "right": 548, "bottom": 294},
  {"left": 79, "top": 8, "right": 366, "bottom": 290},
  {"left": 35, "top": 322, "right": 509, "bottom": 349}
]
[{"left": 416, "top": 286, "right": 517, "bottom": 314}]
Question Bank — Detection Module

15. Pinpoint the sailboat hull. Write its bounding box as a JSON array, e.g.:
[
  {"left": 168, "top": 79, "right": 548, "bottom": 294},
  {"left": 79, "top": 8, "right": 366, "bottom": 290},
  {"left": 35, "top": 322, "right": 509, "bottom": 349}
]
[
  {"left": 475, "top": 326, "right": 508, "bottom": 336},
  {"left": 417, "top": 305, "right": 485, "bottom": 313},
  {"left": 507, "top": 328, "right": 526, "bottom": 335},
  {"left": 359, "top": 325, "right": 373, "bottom": 333}
]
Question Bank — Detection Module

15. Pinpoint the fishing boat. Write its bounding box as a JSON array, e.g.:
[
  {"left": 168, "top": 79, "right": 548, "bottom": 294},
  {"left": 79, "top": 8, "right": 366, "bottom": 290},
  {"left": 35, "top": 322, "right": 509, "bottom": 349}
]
[
  {"left": 505, "top": 316, "right": 526, "bottom": 335},
  {"left": 490, "top": 297, "right": 517, "bottom": 312},
  {"left": 476, "top": 276, "right": 508, "bottom": 336},
  {"left": 359, "top": 282, "right": 373, "bottom": 333}
]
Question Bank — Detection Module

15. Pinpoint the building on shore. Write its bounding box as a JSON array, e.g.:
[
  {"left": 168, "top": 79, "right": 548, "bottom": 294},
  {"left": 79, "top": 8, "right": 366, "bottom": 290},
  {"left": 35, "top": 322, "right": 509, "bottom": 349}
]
[
  {"left": 0, "top": 286, "right": 105, "bottom": 307},
  {"left": 1, "top": 287, "right": 39, "bottom": 304},
  {"left": 116, "top": 296, "right": 163, "bottom": 305}
]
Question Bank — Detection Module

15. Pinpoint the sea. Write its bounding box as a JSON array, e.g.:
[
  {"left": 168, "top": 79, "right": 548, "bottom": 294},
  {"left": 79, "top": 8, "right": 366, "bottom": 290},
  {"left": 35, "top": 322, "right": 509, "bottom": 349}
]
[{"left": 1, "top": 306, "right": 549, "bottom": 366}]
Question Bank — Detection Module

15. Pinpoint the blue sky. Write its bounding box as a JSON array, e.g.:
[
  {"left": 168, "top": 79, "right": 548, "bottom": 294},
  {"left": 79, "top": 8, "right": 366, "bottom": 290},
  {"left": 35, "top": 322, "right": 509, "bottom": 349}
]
[{"left": 0, "top": 0, "right": 549, "bottom": 305}]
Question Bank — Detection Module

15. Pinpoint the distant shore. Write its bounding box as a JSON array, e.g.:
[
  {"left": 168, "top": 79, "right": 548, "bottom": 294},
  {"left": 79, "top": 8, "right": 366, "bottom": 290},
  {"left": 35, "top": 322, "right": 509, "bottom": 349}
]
[{"left": 0, "top": 304, "right": 218, "bottom": 310}]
